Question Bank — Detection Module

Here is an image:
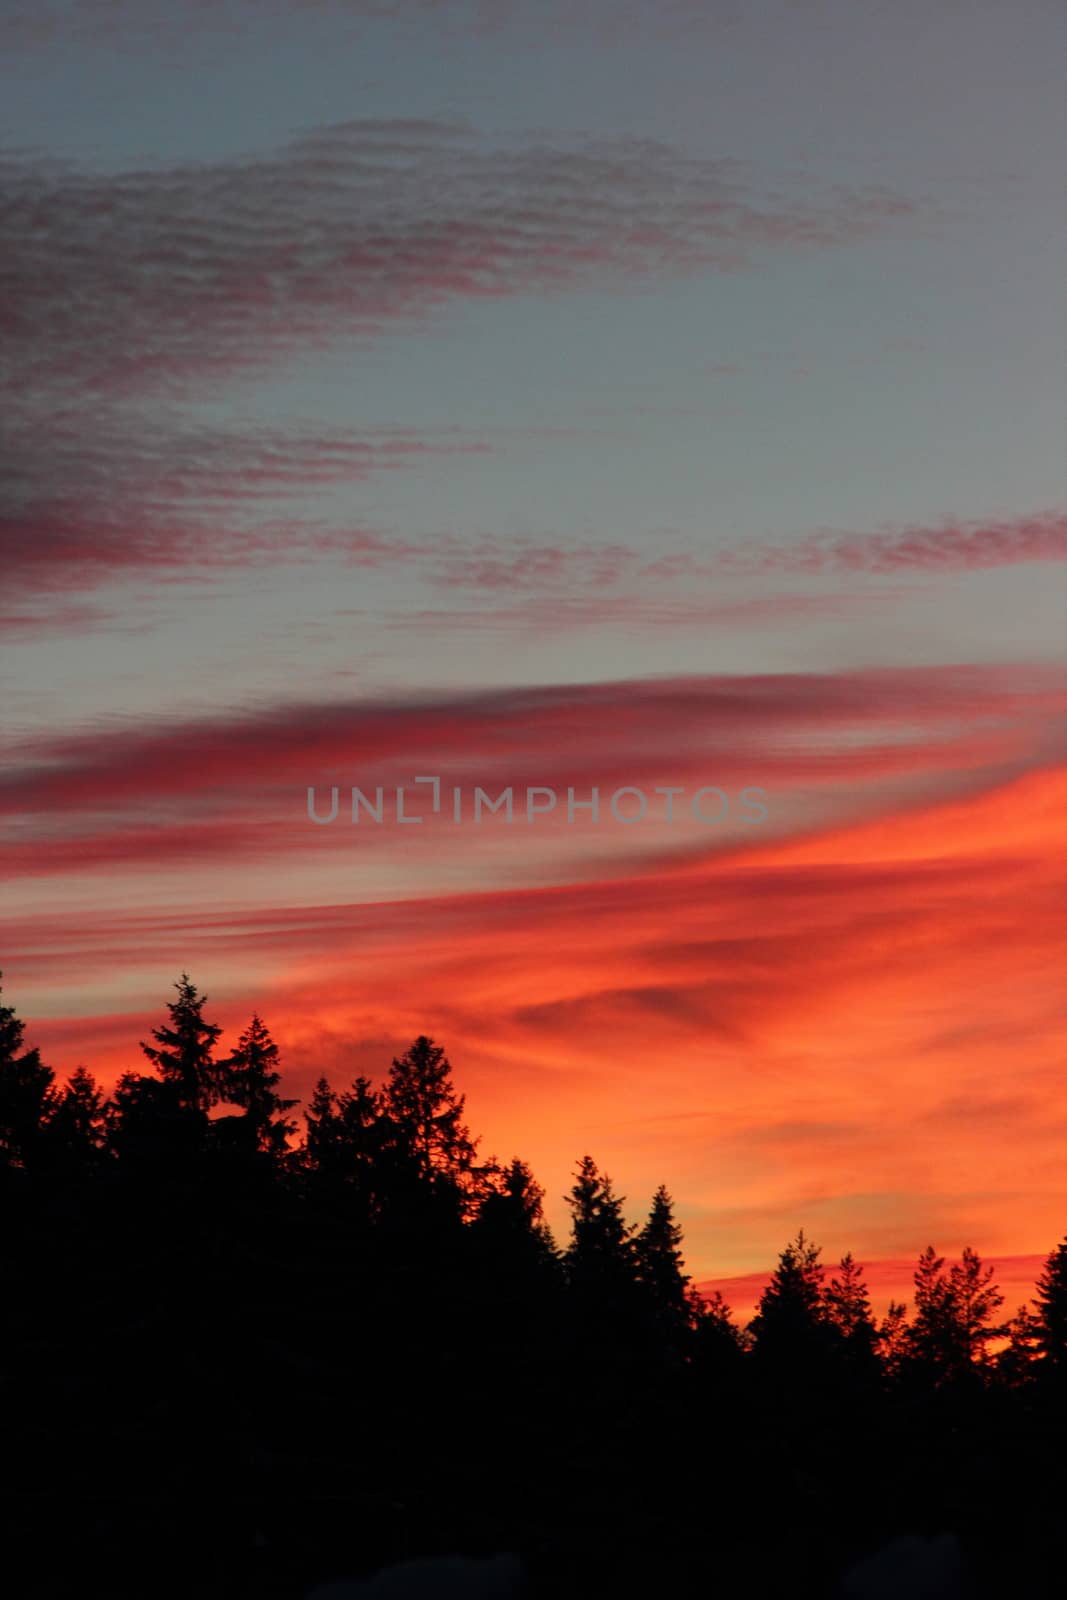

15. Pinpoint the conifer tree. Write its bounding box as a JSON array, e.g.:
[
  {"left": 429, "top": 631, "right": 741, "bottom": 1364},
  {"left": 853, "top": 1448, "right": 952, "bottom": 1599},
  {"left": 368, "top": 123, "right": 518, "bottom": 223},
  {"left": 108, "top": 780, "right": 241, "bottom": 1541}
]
[
  {"left": 564, "top": 1155, "right": 636, "bottom": 1279},
  {"left": 749, "top": 1230, "right": 827, "bottom": 1358},
  {"left": 105, "top": 1070, "right": 193, "bottom": 1167},
  {"left": 42, "top": 1066, "right": 107, "bottom": 1172},
  {"left": 825, "top": 1253, "right": 875, "bottom": 1342},
  {"left": 477, "top": 1156, "right": 558, "bottom": 1264},
  {"left": 825, "top": 1248, "right": 876, "bottom": 1363},
  {"left": 303, "top": 1073, "right": 387, "bottom": 1225},
  {"left": 1034, "top": 1237, "right": 1067, "bottom": 1375},
  {"left": 636, "top": 1184, "right": 693, "bottom": 1333},
  {"left": 222, "top": 1013, "right": 298, "bottom": 1156},
  {"left": 0, "top": 975, "right": 55, "bottom": 1171},
  {"left": 909, "top": 1244, "right": 1005, "bottom": 1380},
  {"left": 564, "top": 1155, "right": 643, "bottom": 1328},
  {"left": 909, "top": 1245, "right": 954, "bottom": 1373},
  {"left": 997, "top": 1305, "right": 1041, "bottom": 1388},
  {"left": 336, "top": 1074, "right": 381, "bottom": 1156},
  {"left": 380, "top": 1036, "right": 479, "bottom": 1213},
  {"left": 692, "top": 1288, "right": 747, "bottom": 1362},
  {"left": 140, "top": 973, "right": 223, "bottom": 1115},
  {"left": 303, "top": 1076, "right": 340, "bottom": 1173},
  {"left": 947, "top": 1246, "right": 1005, "bottom": 1372},
  {"left": 876, "top": 1300, "right": 910, "bottom": 1381}
]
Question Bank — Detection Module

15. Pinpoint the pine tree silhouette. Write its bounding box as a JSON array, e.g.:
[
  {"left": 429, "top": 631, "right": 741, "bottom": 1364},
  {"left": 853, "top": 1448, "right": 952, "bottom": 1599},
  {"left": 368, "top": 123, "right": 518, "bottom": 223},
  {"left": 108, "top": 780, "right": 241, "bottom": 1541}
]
[
  {"left": 749, "top": 1229, "right": 827, "bottom": 1358},
  {"left": 908, "top": 1244, "right": 1005, "bottom": 1382},
  {"left": 564, "top": 1155, "right": 637, "bottom": 1286},
  {"left": 0, "top": 970, "right": 1063, "bottom": 1598},
  {"left": 635, "top": 1183, "right": 694, "bottom": 1342},
  {"left": 41, "top": 1065, "right": 107, "bottom": 1174},
  {"left": 909, "top": 1244, "right": 954, "bottom": 1376},
  {"left": 947, "top": 1246, "right": 1005, "bottom": 1373},
  {"left": 997, "top": 1305, "right": 1041, "bottom": 1387},
  {"left": 692, "top": 1288, "right": 747, "bottom": 1362},
  {"left": 380, "top": 1035, "right": 481, "bottom": 1220},
  {"left": 139, "top": 972, "right": 223, "bottom": 1114},
  {"left": 0, "top": 974, "right": 54, "bottom": 1172},
  {"left": 825, "top": 1252, "right": 880, "bottom": 1383},
  {"left": 222, "top": 1013, "right": 298, "bottom": 1157},
  {"left": 825, "top": 1253, "right": 874, "bottom": 1340},
  {"left": 303, "top": 1074, "right": 342, "bottom": 1171},
  {"left": 876, "top": 1299, "right": 910, "bottom": 1382},
  {"left": 476, "top": 1155, "right": 558, "bottom": 1267},
  {"left": 1034, "top": 1237, "right": 1067, "bottom": 1377}
]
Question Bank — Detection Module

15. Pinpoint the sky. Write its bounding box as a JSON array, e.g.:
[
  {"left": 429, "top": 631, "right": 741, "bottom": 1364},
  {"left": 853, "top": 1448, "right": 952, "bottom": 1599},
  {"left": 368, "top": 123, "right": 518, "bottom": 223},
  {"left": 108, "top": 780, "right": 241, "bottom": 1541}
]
[{"left": 2, "top": 0, "right": 1065, "bottom": 1313}]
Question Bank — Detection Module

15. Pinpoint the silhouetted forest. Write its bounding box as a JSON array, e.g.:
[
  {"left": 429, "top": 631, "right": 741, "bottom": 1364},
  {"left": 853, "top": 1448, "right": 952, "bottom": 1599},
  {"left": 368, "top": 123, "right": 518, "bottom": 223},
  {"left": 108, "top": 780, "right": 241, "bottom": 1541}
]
[{"left": 2, "top": 973, "right": 1065, "bottom": 1597}]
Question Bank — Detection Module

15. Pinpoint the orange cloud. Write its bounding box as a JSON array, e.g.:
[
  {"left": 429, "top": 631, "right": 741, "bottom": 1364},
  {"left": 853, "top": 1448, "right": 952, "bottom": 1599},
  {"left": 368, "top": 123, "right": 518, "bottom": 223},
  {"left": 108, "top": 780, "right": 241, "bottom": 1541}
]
[{"left": 11, "top": 718, "right": 1065, "bottom": 1282}]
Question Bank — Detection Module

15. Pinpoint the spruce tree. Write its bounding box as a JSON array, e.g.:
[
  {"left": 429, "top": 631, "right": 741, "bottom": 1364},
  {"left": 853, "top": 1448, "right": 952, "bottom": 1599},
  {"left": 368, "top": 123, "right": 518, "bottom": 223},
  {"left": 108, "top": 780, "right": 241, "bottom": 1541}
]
[
  {"left": 222, "top": 1013, "right": 298, "bottom": 1157},
  {"left": 0, "top": 975, "right": 55, "bottom": 1171},
  {"left": 336, "top": 1074, "right": 381, "bottom": 1159},
  {"left": 692, "top": 1288, "right": 747, "bottom": 1362},
  {"left": 909, "top": 1245, "right": 954, "bottom": 1374},
  {"left": 477, "top": 1156, "right": 558, "bottom": 1265},
  {"left": 876, "top": 1300, "right": 910, "bottom": 1381},
  {"left": 749, "top": 1230, "right": 827, "bottom": 1358},
  {"left": 42, "top": 1066, "right": 107, "bottom": 1173},
  {"left": 380, "top": 1036, "right": 479, "bottom": 1214},
  {"left": 140, "top": 973, "right": 223, "bottom": 1115},
  {"left": 563, "top": 1155, "right": 642, "bottom": 1371},
  {"left": 997, "top": 1305, "right": 1041, "bottom": 1388},
  {"left": 564, "top": 1155, "right": 636, "bottom": 1282},
  {"left": 825, "top": 1253, "right": 874, "bottom": 1341},
  {"left": 909, "top": 1244, "right": 1005, "bottom": 1381},
  {"left": 947, "top": 1246, "right": 1005, "bottom": 1372},
  {"left": 825, "top": 1252, "right": 878, "bottom": 1362},
  {"left": 304, "top": 1069, "right": 375, "bottom": 1148},
  {"left": 1034, "top": 1238, "right": 1067, "bottom": 1376},
  {"left": 104, "top": 1070, "right": 194, "bottom": 1168},
  {"left": 303, "top": 1076, "right": 340, "bottom": 1173},
  {"left": 636, "top": 1184, "right": 693, "bottom": 1334}
]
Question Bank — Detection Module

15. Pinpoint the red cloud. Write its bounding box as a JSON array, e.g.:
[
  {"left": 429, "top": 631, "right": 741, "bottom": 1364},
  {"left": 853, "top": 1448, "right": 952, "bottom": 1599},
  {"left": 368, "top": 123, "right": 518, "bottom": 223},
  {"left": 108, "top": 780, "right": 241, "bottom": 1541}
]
[
  {"left": 3, "top": 661, "right": 1063, "bottom": 826},
  {"left": 4, "top": 125, "right": 927, "bottom": 408},
  {"left": 0, "top": 418, "right": 487, "bottom": 606},
  {"left": 727, "top": 510, "right": 1067, "bottom": 577}
]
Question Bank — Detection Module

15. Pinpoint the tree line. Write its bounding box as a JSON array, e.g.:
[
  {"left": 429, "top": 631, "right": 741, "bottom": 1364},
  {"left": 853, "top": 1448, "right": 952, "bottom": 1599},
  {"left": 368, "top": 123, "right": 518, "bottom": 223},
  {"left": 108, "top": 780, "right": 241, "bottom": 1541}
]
[{"left": 1, "top": 972, "right": 1064, "bottom": 1597}]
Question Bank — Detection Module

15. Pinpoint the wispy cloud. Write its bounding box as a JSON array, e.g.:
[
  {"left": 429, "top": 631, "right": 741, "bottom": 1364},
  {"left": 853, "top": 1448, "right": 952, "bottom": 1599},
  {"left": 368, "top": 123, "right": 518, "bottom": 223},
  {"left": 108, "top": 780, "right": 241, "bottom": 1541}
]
[
  {"left": 1, "top": 119, "right": 935, "bottom": 616},
  {"left": 2, "top": 662, "right": 1063, "bottom": 881},
  {"left": 0, "top": 413, "right": 487, "bottom": 604},
  {"left": 7, "top": 754, "right": 1065, "bottom": 1277},
  {"left": 731, "top": 510, "right": 1067, "bottom": 577},
  {"left": 3, "top": 123, "right": 929, "bottom": 406}
]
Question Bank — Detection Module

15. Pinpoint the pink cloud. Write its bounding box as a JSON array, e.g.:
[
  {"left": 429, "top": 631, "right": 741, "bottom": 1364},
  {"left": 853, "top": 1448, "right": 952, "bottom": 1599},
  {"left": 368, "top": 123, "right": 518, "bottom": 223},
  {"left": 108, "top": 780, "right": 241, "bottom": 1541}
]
[
  {"left": 0, "top": 418, "right": 488, "bottom": 605},
  {"left": 3, "top": 659, "right": 1062, "bottom": 811},
  {"left": 730, "top": 509, "right": 1067, "bottom": 577},
  {"left": 5, "top": 124, "right": 927, "bottom": 409},
  {"left": 1, "top": 119, "right": 935, "bottom": 615}
]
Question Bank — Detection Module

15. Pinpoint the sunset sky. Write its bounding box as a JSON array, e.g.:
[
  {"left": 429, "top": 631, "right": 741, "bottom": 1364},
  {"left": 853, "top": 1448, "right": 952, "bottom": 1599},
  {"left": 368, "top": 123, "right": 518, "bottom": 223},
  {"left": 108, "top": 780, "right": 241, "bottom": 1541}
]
[{"left": 2, "top": 0, "right": 1065, "bottom": 1317}]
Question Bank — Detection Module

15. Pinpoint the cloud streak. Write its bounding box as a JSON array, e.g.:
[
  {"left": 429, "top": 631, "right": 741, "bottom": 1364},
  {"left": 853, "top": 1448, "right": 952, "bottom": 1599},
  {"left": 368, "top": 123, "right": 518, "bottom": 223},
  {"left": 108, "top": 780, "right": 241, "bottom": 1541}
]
[
  {"left": 2, "top": 663, "right": 1063, "bottom": 885},
  {"left": 1, "top": 119, "right": 935, "bottom": 615},
  {"left": 0, "top": 414, "right": 486, "bottom": 604},
  {"left": 7, "top": 754, "right": 1065, "bottom": 1276},
  {"left": 3, "top": 123, "right": 928, "bottom": 405},
  {"left": 731, "top": 510, "right": 1067, "bottom": 578}
]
